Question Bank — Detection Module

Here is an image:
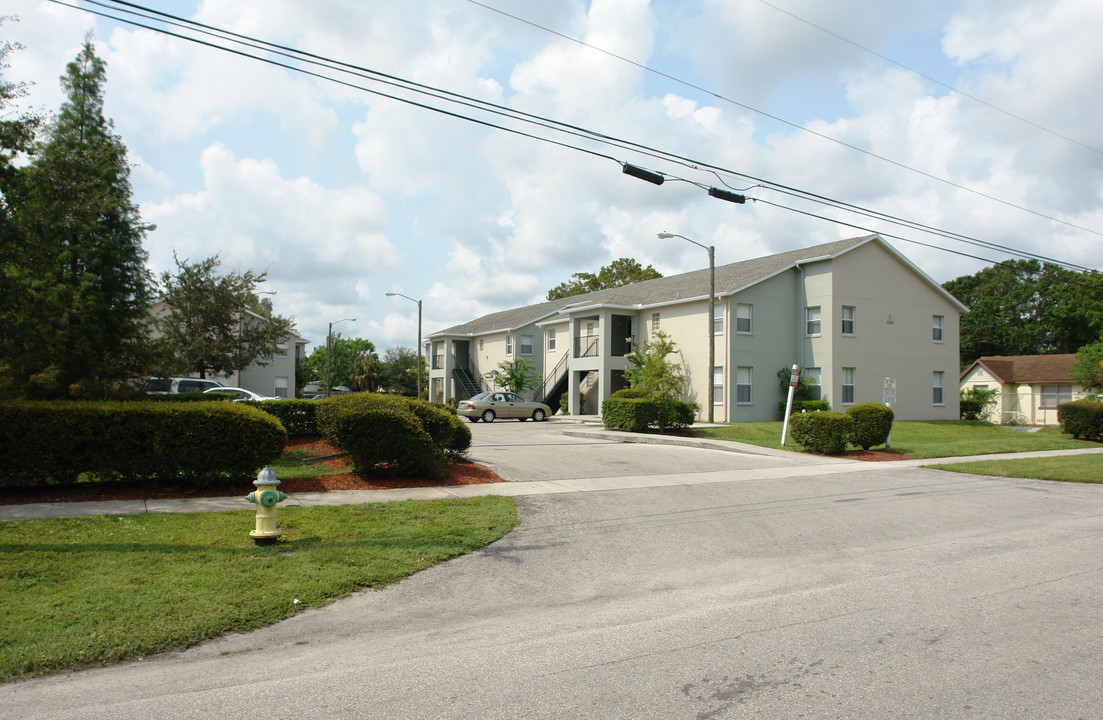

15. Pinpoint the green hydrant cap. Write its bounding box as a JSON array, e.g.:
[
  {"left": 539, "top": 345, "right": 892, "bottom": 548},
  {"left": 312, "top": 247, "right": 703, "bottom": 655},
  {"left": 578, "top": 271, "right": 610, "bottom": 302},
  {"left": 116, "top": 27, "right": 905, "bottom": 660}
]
[{"left": 254, "top": 465, "right": 280, "bottom": 487}]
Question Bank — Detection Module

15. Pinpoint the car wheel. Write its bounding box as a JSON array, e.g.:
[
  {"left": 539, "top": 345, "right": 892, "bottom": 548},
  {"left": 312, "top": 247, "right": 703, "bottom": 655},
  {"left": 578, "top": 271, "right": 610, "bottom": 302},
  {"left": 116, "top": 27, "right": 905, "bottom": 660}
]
[
  {"left": 481, "top": 409, "right": 496, "bottom": 423},
  {"left": 532, "top": 409, "right": 546, "bottom": 422},
  {"left": 467, "top": 416, "right": 479, "bottom": 423}
]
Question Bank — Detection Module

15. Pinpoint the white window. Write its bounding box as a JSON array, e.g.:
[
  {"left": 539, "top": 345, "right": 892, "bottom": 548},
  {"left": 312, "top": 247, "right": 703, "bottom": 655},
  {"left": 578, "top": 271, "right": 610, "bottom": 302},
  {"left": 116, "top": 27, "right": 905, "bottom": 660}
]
[
  {"left": 805, "top": 306, "right": 821, "bottom": 336},
  {"left": 713, "top": 305, "right": 724, "bottom": 335},
  {"left": 274, "top": 377, "right": 288, "bottom": 399},
  {"left": 842, "top": 368, "right": 855, "bottom": 404},
  {"left": 276, "top": 340, "right": 288, "bottom": 357},
  {"left": 933, "top": 315, "right": 944, "bottom": 342},
  {"left": 804, "top": 367, "right": 822, "bottom": 400},
  {"left": 841, "top": 306, "right": 855, "bottom": 335},
  {"left": 586, "top": 321, "right": 595, "bottom": 336},
  {"left": 736, "top": 303, "right": 752, "bottom": 334},
  {"left": 506, "top": 335, "right": 513, "bottom": 355},
  {"left": 933, "top": 371, "right": 944, "bottom": 405},
  {"left": 548, "top": 329, "right": 556, "bottom": 351},
  {"left": 736, "top": 367, "right": 752, "bottom": 404},
  {"left": 713, "top": 366, "right": 723, "bottom": 404},
  {"left": 1041, "top": 385, "right": 1073, "bottom": 408},
  {"left": 479, "top": 338, "right": 484, "bottom": 351},
  {"left": 520, "top": 334, "right": 533, "bottom": 355},
  {"left": 652, "top": 313, "right": 660, "bottom": 331}
]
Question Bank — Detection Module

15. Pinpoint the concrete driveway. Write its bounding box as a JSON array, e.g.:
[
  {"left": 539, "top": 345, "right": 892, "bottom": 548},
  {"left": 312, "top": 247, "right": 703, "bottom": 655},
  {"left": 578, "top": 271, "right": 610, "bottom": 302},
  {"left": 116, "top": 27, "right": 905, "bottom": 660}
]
[{"left": 4, "top": 421, "right": 1103, "bottom": 719}]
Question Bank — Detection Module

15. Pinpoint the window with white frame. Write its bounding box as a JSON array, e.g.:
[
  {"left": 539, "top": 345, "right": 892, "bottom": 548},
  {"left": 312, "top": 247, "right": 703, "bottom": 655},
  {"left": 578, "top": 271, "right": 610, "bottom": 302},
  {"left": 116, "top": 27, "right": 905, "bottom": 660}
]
[
  {"left": 736, "top": 367, "right": 752, "bottom": 404},
  {"left": 841, "top": 306, "right": 855, "bottom": 335},
  {"left": 548, "top": 328, "right": 556, "bottom": 351},
  {"left": 933, "top": 371, "right": 945, "bottom": 404},
  {"left": 479, "top": 338, "right": 484, "bottom": 351},
  {"left": 736, "top": 303, "right": 752, "bottom": 334},
  {"left": 932, "top": 315, "right": 944, "bottom": 342},
  {"left": 713, "top": 305, "right": 723, "bottom": 334},
  {"left": 274, "top": 377, "right": 288, "bottom": 399},
  {"left": 506, "top": 335, "right": 513, "bottom": 355},
  {"left": 804, "top": 367, "right": 822, "bottom": 400},
  {"left": 842, "top": 367, "right": 855, "bottom": 404},
  {"left": 1040, "top": 385, "right": 1072, "bottom": 408},
  {"left": 713, "top": 366, "right": 723, "bottom": 404},
  {"left": 520, "top": 334, "right": 533, "bottom": 355},
  {"left": 276, "top": 340, "right": 288, "bottom": 357},
  {"left": 586, "top": 321, "right": 595, "bottom": 336},
  {"left": 651, "top": 312, "right": 660, "bottom": 331},
  {"left": 805, "top": 306, "right": 821, "bottom": 336}
]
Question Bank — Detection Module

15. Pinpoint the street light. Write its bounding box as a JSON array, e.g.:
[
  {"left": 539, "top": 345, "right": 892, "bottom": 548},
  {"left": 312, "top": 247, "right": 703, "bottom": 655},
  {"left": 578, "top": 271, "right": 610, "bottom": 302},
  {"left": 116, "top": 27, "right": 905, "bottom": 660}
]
[
  {"left": 658, "top": 232, "right": 716, "bottom": 424},
  {"left": 326, "top": 317, "right": 356, "bottom": 398},
  {"left": 385, "top": 292, "right": 423, "bottom": 399}
]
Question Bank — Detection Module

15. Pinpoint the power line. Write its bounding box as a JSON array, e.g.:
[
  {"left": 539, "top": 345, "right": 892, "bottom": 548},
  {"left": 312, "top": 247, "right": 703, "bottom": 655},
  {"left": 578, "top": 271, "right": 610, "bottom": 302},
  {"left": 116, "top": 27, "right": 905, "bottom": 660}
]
[
  {"left": 462, "top": 0, "right": 1103, "bottom": 239},
  {"left": 50, "top": 0, "right": 1100, "bottom": 274},
  {"left": 755, "top": 0, "right": 1103, "bottom": 156}
]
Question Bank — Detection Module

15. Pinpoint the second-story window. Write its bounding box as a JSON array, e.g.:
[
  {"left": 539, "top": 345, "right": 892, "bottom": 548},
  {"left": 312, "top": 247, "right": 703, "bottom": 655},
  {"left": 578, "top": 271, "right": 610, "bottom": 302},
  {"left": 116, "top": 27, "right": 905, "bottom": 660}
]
[
  {"left": 841, "top": 306, "right": 855, "bottom": 335},
  {"left": 932, "top": 315, "right": 944, "bottom": 342},
  {"left": 736, "top": 303, "right": 752, "bottom": 333},
  {"left": 506, "top": 335, "right": 513, "bottom": 355},
  {"left": 520, "top": 334, "right": 533, "bottom": 355},
  {"left": 548, "top": 328, "right": 556, "bottom": 351},
  {"left": 652, "top": 312, "right": 660, "bottom": 331},
  {"left": 805, "top": 306, "right": 821, "bottom": 336},
  {"left": 713, "top": 305, "right": 724, "bottom": 335}
]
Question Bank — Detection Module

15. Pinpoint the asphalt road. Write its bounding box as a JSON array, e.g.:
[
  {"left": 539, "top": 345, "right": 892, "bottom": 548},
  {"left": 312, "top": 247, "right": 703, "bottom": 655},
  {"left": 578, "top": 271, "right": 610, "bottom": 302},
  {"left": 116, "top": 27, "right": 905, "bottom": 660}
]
[{"left": 4, "top": 421, "right": 1102, "bottom": 719}]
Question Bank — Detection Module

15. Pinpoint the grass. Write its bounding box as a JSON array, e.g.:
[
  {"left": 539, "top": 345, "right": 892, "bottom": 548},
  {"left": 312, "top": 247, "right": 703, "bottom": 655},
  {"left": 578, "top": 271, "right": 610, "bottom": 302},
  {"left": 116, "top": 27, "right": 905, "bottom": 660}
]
[
  {"left": 930, "top": 454, "right": 1103, "bottom": 483},
  {"left": 0, "top": 496, "right": 518, "bottom": 682},
  {"left": 692, "top": 420, "right": 1092, "bottom": 458},
  {"left": 267, "top": 447, "right": 349, "bottom": 478}
]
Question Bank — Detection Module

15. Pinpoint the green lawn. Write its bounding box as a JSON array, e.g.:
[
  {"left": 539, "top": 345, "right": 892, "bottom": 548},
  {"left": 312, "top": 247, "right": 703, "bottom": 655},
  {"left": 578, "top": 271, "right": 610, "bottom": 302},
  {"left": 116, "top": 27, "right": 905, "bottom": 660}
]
[
  {"left": 692, "top": 420, "right": 1091, "bottom": 458},
  {"left": 0, "top": 496, "right": 518, "bottom": 682},
  {"left": 267, "top": 447, "right": 349, "bottom": 478},
  {"left": 930, "top": 454, "right": 1103, "bottom": 483}
]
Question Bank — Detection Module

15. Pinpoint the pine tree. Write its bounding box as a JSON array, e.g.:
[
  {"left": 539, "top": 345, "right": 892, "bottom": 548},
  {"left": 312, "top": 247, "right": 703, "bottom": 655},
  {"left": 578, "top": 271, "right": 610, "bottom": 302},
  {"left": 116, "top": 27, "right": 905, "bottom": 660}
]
[{"left": 4, "top": 36, "right": 153, "bottom": 397}]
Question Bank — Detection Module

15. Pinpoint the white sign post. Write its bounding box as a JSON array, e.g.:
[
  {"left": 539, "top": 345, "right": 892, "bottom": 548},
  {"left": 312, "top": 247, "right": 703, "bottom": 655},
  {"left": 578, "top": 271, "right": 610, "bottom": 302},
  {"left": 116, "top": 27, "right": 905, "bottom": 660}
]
[
  {"left": 780, "top": 364, "right": 800, "bottom": 446},
  {"left": 883, "top": 377, "right": 896, "bottom": 449}
]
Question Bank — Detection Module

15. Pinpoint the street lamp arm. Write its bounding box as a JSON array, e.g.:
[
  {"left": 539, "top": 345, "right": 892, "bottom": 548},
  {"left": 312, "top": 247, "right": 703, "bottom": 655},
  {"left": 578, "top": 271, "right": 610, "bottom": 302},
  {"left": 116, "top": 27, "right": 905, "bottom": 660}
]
[{"left": 657, "top": 231, "right": 708, "bottom": 252}]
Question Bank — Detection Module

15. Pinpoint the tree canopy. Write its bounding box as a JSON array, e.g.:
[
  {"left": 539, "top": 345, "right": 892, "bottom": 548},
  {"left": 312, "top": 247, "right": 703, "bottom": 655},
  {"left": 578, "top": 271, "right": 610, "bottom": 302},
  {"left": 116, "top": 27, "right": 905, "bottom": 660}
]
[
  {"left": 547, "top": 258, "right": 662, "bottom": 300},
  {"left": 1, "top": 36, "right": 154, "bottom": 397},
  {"left": 303, "top": 334, "right": 378, "bottom": 391},
  {"left": 942, "top": 260, "right": 1103, "bottom": 368},
  {"left": 157, "top": 254, "right": 294, "bottom": 379}
]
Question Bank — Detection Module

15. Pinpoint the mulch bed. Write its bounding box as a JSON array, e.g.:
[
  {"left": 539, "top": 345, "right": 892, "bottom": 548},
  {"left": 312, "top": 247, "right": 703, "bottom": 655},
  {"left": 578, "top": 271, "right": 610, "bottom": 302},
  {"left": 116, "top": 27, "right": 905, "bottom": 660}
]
[{"left": 0, "top": 437, "right": 505, "bottom": 506}]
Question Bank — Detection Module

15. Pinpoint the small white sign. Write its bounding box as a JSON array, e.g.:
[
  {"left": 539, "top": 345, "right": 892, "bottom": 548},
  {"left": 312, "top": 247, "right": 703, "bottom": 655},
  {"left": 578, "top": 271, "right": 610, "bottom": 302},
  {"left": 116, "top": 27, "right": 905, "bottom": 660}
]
[{"left": 883, "top": 377, "right": 896, "bottom": 404}]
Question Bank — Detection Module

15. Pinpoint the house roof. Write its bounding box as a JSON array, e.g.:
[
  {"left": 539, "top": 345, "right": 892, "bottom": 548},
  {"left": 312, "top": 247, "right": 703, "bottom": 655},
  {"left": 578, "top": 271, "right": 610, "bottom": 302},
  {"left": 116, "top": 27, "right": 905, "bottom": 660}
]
[
  {"left": 961, "top": 354, "right": 1079, "bottom": 384},
  {"left": 430, "top": 235, "right": 960, "bottom": 338}
]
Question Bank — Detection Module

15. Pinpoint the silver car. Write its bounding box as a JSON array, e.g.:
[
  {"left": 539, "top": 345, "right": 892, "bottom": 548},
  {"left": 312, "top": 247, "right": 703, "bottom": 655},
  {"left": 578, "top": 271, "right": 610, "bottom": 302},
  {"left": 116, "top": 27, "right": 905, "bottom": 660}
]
[{"left": 458, "top": 391, "right": 551, "bottom": 423}]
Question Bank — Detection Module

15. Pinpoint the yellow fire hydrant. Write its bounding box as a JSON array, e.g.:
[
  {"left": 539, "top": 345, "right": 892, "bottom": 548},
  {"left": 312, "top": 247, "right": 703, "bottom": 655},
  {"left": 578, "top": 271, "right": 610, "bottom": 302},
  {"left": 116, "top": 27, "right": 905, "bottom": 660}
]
[{"left": 247, "top": 466, "right": 287, "bottom": 546}]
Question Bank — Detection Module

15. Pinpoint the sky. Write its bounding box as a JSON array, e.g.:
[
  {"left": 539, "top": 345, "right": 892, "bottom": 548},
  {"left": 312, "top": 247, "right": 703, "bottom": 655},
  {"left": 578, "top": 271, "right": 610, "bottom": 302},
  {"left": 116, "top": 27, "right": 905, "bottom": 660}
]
[{"left": 6, "top": 0, "right": 1102, "bottom": 353}]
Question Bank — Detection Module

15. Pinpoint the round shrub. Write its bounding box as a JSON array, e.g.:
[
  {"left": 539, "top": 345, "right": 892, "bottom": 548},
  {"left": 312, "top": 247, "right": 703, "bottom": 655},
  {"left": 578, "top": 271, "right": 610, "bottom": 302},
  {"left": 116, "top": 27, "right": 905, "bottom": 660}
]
[
  {"left": 845, "top": 403, "right": 894, "bottom": 450},
  {"left": 610, "top": 388, "right": 648, "bottom": 399},
  {"left": 789, "top": 410, "right": 854, "bottom": 454},
  {"left": 1057, "top": 400, "right": 1103, "bottom": 441},
  {"left": 317, "top": 395, "right": 447, "bottom": 481}
]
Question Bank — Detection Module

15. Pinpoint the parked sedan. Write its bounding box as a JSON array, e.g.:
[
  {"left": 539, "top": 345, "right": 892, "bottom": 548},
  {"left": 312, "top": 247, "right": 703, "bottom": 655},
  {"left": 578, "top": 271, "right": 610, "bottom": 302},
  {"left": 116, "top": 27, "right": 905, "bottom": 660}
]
[
  {"left": 458, "top": 391, "right": 551, "bottom": 423},
  {"left": 203, "top": 387, "right": 275, "bottom": 401}
]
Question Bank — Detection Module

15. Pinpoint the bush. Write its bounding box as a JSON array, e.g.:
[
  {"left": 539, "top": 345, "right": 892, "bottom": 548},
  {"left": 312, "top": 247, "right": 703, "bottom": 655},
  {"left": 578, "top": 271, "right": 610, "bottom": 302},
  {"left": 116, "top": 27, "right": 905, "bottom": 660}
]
[
  {"left": 601, "top": 395, "right": 697, "bottom": 432},
  {"left": 315, "top": 393, "right": 470, "bottom": 481},
  {"left": 779, "top": 399, "right": 830, "bottom": 417},
  {"left": 0, "top": 400, "right": 286, "bottom": 488},
  {"left": 1057, "top": 400, "right": 1103, "bottom": 441},
  {"left": 846, "top": 403, "right": 894, "bottom": 450},
  {"left": 244, "top": 398, "right": 319, "bottom": 436},
  {"left": 789, "top": 411, "right": 854, "bottom": 454}
]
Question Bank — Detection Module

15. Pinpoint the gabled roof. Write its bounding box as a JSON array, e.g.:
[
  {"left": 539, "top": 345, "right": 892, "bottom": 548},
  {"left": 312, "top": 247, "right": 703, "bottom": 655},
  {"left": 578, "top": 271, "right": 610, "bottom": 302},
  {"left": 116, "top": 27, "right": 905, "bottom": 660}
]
[
  {"left": 430, "top": 235, "right": 957, "bottom": 338},
  {"left": 961, "top": 354, "right": 1079, "bottom": 384}
]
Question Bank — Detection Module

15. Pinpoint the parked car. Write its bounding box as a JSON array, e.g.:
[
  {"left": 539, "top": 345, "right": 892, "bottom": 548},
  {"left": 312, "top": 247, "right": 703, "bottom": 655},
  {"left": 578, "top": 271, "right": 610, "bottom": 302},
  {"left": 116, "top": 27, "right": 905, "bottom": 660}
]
[
  {"left": 457, "top": 391, "right": 551, "bottom": 423},
  {"left": 145, "top": 376, "right": 224, "bottom": 394},
  {"left": 202, "top": 387, "right": 275, "bottom": 401}
]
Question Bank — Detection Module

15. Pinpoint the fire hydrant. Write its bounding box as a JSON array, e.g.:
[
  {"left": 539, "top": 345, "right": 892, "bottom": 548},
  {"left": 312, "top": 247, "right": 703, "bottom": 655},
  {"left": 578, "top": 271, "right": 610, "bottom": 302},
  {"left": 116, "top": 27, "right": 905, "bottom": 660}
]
[{"left": 247, "top": 466, "right": 287, "bottom": 546}]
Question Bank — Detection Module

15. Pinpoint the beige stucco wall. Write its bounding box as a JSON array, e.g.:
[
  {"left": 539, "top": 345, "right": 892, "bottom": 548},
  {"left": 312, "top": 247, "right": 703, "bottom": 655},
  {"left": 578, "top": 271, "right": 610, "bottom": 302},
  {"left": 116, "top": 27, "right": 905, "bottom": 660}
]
[
  {"left": 826, "top": 241, "right": 961, "bottom": 421},
  {"left": 960, "top": 365, "right": 1092, "bottom": 426}
]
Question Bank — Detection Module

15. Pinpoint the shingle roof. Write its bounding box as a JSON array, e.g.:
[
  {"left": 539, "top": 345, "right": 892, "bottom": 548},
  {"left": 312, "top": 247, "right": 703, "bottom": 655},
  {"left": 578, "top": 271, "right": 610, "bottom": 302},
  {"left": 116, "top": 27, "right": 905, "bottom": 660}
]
[
  {"left": 431, "top": 235, "right": 923, "bottom": 338},
  {"left": 964, "top": 354, "right": 1079, "bottom": 384}
]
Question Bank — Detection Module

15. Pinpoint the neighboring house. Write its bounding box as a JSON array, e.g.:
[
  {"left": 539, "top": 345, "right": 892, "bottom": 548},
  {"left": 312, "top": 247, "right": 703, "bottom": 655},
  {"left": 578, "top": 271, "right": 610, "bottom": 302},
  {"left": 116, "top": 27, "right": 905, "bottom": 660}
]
[
  {"left": 959, "top": 354, "right": 1092, "bottom": 426},
  {"left": 149, "top": 301, "right": 308, "bottom": 398},
  {"left": 428, "top": 235, "right": 964, "bottom": 421}
]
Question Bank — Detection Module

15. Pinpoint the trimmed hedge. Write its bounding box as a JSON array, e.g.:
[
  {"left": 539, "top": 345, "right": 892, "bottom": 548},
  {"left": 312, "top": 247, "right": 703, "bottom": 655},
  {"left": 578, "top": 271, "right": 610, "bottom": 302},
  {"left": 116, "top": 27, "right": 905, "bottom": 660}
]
[
  {"left": 0, "top": 400, "right": 286, "bottom": 488},
  {"left": 601, "top": 393, "right": 697, "bottom": 433},
  {"left": 846, "top": 403, "right": 894, "bottom": 450},
  {"left": 244, "top": 398, "right": 320, "bottom": 436},
  {"left": 778, "top": 399, "right": 830, "bottom": 417},
  {"left": 789, "top": 411, "right": 854, "bottom": 454},
  {"left": 1057, "top": 400, "right": 1103, "bottom": 441},
  {"left": 315, "top": 393, "right": 471, "bottom": 482}
]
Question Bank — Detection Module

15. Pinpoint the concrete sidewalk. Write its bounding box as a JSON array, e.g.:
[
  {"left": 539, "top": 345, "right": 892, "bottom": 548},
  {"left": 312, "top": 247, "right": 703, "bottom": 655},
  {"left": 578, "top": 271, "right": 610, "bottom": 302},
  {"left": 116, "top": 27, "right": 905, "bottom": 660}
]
[{"left": 2, "top": 427, "right": 1100, "bottom": 522}]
